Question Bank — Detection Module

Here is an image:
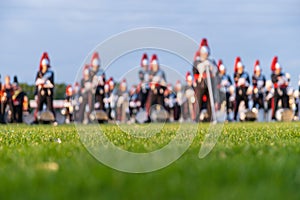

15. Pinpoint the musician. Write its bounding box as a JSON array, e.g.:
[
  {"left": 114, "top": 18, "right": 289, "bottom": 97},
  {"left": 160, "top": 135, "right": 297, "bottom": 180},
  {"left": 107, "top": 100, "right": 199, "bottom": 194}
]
[
  {"left": 138, "top": 53, "right": 150, "bottom": 109},
  {"left": 34, "top": 52, "right": 56, "bottom": 123},
  {"left": 0, "top": 75, "right": 14, "bottom": 123},
  {"left": 183, "top": 72, "right": 196, "bottom": 121},
  {"left": 146, "top": 54, "right": 167, "bottom": 114},
  {"left": 62, "top": 85, "right": 74, "bottom": 123},
  {"left": 116, "top": 79, "right": 129, "bottom": 122},
  {"left": 128, "top": 85, "right": 141, "bottom": 122},
  {"left": 233, "top": 57, "right": 250, "bottom": 121},
  {"left": 78, "top": 65, "right": 93, "bottom": 123},
  {"left": 270, "top": 56, "right": 289, "bottom": 120},
  {"left": 216, "top": 60, "right": 233, "bottom": 120},
  {"left": 192, "top": 38, "right": 219, "bottom": 121},
  {"left": 12, "top": 76, "right": 25, "bottom": 123},
  {"left": 252, "top": 60, "right": 266, "bottom": 110}
]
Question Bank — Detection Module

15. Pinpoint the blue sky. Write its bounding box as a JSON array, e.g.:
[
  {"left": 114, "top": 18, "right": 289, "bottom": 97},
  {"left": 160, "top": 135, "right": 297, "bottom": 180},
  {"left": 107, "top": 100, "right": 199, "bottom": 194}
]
[{"left": 1, "top": 0, "right": 300, "bottom": 87}]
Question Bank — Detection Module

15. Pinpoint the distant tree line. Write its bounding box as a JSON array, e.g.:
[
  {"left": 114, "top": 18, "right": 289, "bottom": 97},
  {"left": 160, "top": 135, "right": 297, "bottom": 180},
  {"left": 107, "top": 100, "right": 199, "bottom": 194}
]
[{"left": 19, "top": 83, "right": 67, "bottom": 99}]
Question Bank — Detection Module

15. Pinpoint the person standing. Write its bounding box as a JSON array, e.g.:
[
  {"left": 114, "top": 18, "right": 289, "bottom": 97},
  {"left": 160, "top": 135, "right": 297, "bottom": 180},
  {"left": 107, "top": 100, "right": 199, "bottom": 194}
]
[
  {"left": 94, "top": 72, "right": 106, "bottom": 112},
  {"left": 138, "top": 53, "right": 150, "bottom": 110},
  {"left": 270, "top": 56, "right": 289, "bottom": 120},
  {"left": 72, "top": 82, "right": 81, "bottom": 121},
  {"left": 34, "top": 52, "right": 56, "bottom": 124},
  {"left": 183, "top": 71, "right": 196, "bottom": 121},
  {"left": 90, "top": 52, "right": 102, "bottom": 114},
  {"left": 128, "top": 85, "right": 141, "bottom": 122},
  {"left": 217, "top": 60, "right": 233, "bottom": 120},
  {"left": 78, "top": 64, "right": 93, "bottom": 123},
  {"left": 174, "top": 81, "right": 183, "bottom": 121},
  {"left": 116, "top": 79, "right": 129, "bottom": 122},
  {"left": 63, "top": 84, "right": 74, "bottom": 123},
  {"left": 233, "top": 56, "right": 250, "bottom": 121},
  {"left": 252, "top": 60, "right": 266, "bottom": 111},
  {"left": 146, "top": 54, "right": 167, "bottom": 114},
  {"left": 192, "top": 38, "right": 219, "bottom": 121},
  {"left": 12, "top": 76, "right": 25, "bottom": 123},
  {"left": 0, "top": 75, "right": 14, "bottom": 123}
]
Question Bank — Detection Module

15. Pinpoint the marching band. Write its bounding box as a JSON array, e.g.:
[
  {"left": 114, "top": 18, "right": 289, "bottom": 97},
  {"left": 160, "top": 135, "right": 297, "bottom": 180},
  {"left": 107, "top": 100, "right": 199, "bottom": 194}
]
[{"left": 0, "top": 39, "right": 300, "bottom": 124}]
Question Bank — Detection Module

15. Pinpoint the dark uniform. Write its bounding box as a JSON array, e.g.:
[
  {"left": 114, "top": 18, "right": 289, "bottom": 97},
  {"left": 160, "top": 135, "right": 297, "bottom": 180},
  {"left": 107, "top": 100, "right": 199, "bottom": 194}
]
[
  {"left": 138, "top": 53, "right": 150, "bottom": 109},
  {"left": 94, "top": 70, "right": 105, "bottom": 111},
  {"left": 193, "top": 39, "right": 219, "bottom": 121},
  {"left": 0, "top": 76, "right": 14, "bottom": 123},
  {"left": 103, "top": 83, "right": 111, "bottom": 118},
  {"left": 146, "top": 54, "right": 167, "bottom": 115},
  {"left": 252, "top": 60, "right": 266, "bottom": 110},
  {"left": 233, "top": 57, "right": 250, "bottom": 121},
  {"left": 63, "top": 85, "right": 74, "bottom": 123},
  {"left": 35, "top": 67, "right": 55, "bottom": 120},
  {"left": 12, "top": 76, "right": 25, "bottom": 123},
  {"left": 183, "top": 72, "right": 196, "bottom": 121},
  {"left": 216, "top": 60, "right": 233, "bottom": 119},
  {"left": 270, "top": 56, "right": 289, "bottom": 120},
  {"left": 271, "top": 72, "right": 289, "bottom": 118}
]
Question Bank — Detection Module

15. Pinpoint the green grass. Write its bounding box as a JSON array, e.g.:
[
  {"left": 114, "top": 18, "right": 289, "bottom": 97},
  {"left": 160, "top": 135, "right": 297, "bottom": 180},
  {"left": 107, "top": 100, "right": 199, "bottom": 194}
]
[{"left": 1, "top": 122, "right": 300, "bottom": 200}]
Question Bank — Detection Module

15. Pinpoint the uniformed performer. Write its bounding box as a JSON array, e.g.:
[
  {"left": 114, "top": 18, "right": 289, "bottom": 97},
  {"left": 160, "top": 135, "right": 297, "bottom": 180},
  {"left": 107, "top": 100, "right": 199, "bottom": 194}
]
[
  {"left": 0, "top": 75, "right": 14, "bottom": 123},
  {"left": 146, "top": 54, "right": 167, "bottom": 115},
  {"left": 192, "top": 38, "right": 219, "bottom": 121},
  {"left": 270, "top": 56, "right": 289, "bottom": 120},
  {"left": 217, "top": 60, "right": 233, "bottom": 120},
  {"left": 251, "top": 60, "right": 266, "bottom": 111},
  {"left": 34, "top": 52, "right": 56, "bottom": 124},
  {"left": 138, "top": 53, "right": 150, "bottom": 109},
  {"left": 183, "top": 72, "right": 196, "bottom": 121},
  {"left": 233, "top": 56, "right": 250, "bottom": 121},
  {"left": 12, "top": 76, "right": 25, "bottom": 123},
  {"left": 62, "top": 84, "right": 74, "bottom": 123}
]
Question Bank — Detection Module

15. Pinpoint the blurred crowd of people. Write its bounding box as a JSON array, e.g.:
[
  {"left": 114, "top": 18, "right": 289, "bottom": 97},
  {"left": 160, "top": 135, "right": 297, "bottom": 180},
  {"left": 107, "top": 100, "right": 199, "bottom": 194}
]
[
  {"left": 60, "top": 38, "right": 300, "bottom": 124},
  {"left": 0, "top": 75, "right": 28, "bottom": 124},
  {"left": 1, "top": 38, "right": 300, "bottom": 124}
]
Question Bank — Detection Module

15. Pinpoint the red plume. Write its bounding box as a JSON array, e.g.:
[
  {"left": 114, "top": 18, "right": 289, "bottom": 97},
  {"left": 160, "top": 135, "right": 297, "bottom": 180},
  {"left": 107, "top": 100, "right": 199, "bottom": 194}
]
[
  {"left": 150, "top": 54, "right": 159, "bottom": 70},
  {"left": 271, "top": 56, "right": 278, "bottom": 72},
  {"left": 234, "top": 57, "right": 242, "bottom": 72},
  {"left": 200, "top": 38, "right": 208, "bottom": 49},
  {"left": 218, "top": 59, "right": 223, "bottom": 67},
  {"left": 140, "top": 53, "right": 148, "bottom": 67},
  {"left": 91, "top": 52, "right": 100, "bottom": 66},
  {"left": 217, "top": 59, "right": 225, "bottom": 71},
  {"left": 65, "top": 84, "right": 73, "bottom": 96},
  {"left": 199, "top": 38, "right": 210, "bottom": 55},
  {"left": 91, "top": 52, "right": 99, "bottom": 61},
  {"left": 186, "top": 71, "right": 192, "bottom": 81},
  {"left": 254, "top": 60, "right": 260, "bottom": 73},
  {"left": 83, "top": 64, "right": 90, "bottom": 76},
  {"left": 39, "top": 52, "right": 50, "bottom": 70},
  {"left": 151, "top": 54, "right": 158, "bottom": 63}
]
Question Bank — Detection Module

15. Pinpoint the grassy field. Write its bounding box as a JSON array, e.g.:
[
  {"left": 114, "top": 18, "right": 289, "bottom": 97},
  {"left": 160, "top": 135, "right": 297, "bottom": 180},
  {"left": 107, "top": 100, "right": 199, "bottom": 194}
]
[{"left": 1, "top": 122, "right": 300, "bottom": 200}]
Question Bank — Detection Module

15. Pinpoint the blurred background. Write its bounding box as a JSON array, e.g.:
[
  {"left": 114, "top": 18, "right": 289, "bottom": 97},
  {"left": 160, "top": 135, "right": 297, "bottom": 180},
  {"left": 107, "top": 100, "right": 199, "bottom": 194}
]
[{"left": 1, "top": 0, "right": 299, "bottom": 87}]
